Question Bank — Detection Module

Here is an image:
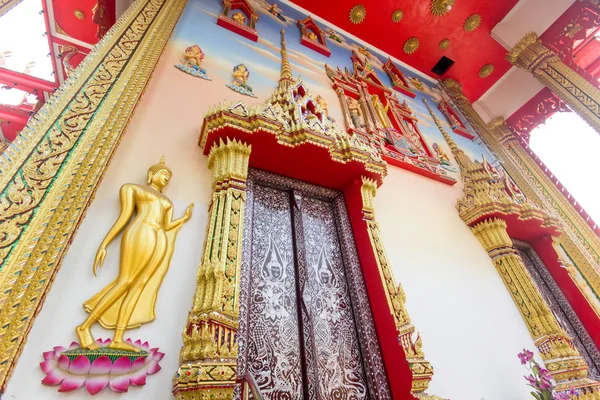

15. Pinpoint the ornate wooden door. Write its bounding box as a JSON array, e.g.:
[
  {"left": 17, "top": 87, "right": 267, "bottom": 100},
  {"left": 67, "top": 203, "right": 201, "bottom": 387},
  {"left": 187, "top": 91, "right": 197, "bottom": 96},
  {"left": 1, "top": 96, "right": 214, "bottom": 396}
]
[{"left": 236, "top": 170, "right": 390, "bottom": 400}]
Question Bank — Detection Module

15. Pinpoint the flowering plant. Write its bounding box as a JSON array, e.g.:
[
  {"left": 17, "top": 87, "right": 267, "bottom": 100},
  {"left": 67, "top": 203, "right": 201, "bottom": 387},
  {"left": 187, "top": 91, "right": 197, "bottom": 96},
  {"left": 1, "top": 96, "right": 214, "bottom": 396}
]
[{"left": 518, "top": 349, "right": 575, "bottom": 400}]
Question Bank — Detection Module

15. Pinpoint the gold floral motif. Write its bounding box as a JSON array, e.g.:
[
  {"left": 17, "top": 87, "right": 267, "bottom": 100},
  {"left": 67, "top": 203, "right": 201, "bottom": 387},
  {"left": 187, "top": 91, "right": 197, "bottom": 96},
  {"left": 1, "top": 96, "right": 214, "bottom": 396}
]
[
  {"left": 430, "top": 0, "right": 454, "bottom": 17},
  {"left": 404, "top": 37, "right": 420, "bottom": 54},
  {"left": 349, "top": 4, "right": 366, "bottom": 24},
  {"left": 74, "top": 8, "right": 85, "bottom": 20},
  {"left": 438, "top": 38, "right": 450, "bottom": 50},
  {"left": 392, "top": 9, "right": 403, "bottom": 23},
  {"left": 464, "top": 14, "right": 481, "bottom": 32},
  {"left": 479, "top": 63, "right": 494, "bottom": 78},
  {"left": 0, "top": 0, "right": 187, "bottom": 389}
]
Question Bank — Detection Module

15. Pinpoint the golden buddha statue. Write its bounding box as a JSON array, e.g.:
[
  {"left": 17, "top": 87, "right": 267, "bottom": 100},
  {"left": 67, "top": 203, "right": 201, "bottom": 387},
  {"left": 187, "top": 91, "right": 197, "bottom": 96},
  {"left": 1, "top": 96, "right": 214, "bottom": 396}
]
[
  {"left": 183, "top": 45, "right": 205, "bottom": 69},
  {"left": 232, "top": 12, "right": 246, "bottom": 25},
  {"left": 433, "top": 143, "right": 450, "bottom": 164},
  {"left": 76, "top": 156, "right": 193, "bottom": 352},
  {"left": 371, "top": 94, "right": 392, "bottom": 129},
  {"left": 307, "top": 31, "right": 318, "bottom": 42},
  {"left": 233, "top": 64, "right": 250, "bottom": 87}
]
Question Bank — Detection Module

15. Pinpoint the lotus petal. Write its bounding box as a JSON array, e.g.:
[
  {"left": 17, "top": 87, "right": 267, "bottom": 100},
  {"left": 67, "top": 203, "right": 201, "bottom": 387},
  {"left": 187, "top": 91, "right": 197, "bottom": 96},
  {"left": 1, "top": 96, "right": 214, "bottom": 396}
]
[
  {"left": 146, "top": 360, "right": 161, "bottom": 375},
  {"left": 40, "top": 359, "right": 57, "bottom": 374},
  {"left": 58, "top": 374, "right": 86, "bottom": 392},
  {"left": 129, "top": 358, "right": 147, "bottom": 386},
  {"left": 86, "top": 376, "right": 108, "bottom": 395},
  {"left": 53, "top": 346, "right": 67, "bottom": 358},
  {"left": 141, "top": 341, "right": 149, "bottom": 350},
  {"left": 109, "top": 375, "right": 130, "bottom": 393},
  {"left": 125, "top": 338, "right": 133, "bottom": 344},
  {"left": 43, "top": 351, "right": 55, "bottom": 361},
  {"left": 58, "top": 354, "right": 70, "bottom": 371},
  {"left": 68, "top": 342, "right": 80, "bottom": 350},
  {"left": 102, "top": 338, "right": 111, "bottom": 345},
  {"left": 95, "top": 338, "right": 104, "bottom": 346},
  {"left": 41, "top": 368, "right": 66, "bottom": 386},
  {"left": 89, "top": 356, "right": 112, "bottom": 375},
  {"left": 69, "top": 355, "right": 91, "bottom": 375},
  {"left": 110, "top": 356, "right": 132, "bottom": 375},
  {"left": 134, "top": 339, "right": 142, "bottom": 348}
]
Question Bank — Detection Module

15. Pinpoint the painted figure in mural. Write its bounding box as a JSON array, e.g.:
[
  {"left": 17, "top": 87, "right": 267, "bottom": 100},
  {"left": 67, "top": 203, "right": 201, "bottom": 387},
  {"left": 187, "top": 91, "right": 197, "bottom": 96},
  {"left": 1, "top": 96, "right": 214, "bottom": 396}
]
[
  {"left": 232, "top": 12, "right": 246, "bottom": 25},
  {"left": 175, "top": 45, "right": 211, "bottom": 80},
  {"left": 327, "top": 29, "right": 342, "bottom": 43},
  {"left": 226, "top": 63, "right": 257, "bottom": 97},
  {"left": 347, "top": 98, "right": 364, "bottom": 129},
  {"left": 76, "top": 157, "right": 193, "bottom": 352},
  {"left": 371, "top": 94, "right": 392, "bottom": 129},
  {"left": 307, "top": 30, "right": 318, "bottom": 42},
  {"left": 433, "top": 143, "right": 450, "bottom": 165},
  {"left": 408, "top": 76, "right": 425, "bottom": 91},
  {"left": 358, "top": 46, "right": 372, "bottom": 59},
  {"left": 267, "top": 2, "right": 286, "bottom": 22}
]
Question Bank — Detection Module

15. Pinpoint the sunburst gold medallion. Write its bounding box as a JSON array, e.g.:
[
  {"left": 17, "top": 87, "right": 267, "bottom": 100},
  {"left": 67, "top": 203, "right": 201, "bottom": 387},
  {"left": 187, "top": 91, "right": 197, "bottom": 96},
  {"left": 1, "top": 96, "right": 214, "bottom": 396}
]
[
  {"left": 431, "top": 0, "right": 455, "bottom": 17},
  {"left": 74, "top": 9, "right": 85, "bottom": 20},
  {"left": 479, "top": 64, "right": 494, "bottom": 78},
  {"left": 349, "top": 5, "right": 366, "bottom": 24},
  {"left": 464, "top": 14, "right": 481, "bottom": 32},
  {"left": 439, "top": 38, "right": 450, "bottom": 50},
  {"left": 404, "top": 37, "right": 420, "bottom": 54},
  {"left": 392, "top": 9, "right": 404, "bottom": 23}
]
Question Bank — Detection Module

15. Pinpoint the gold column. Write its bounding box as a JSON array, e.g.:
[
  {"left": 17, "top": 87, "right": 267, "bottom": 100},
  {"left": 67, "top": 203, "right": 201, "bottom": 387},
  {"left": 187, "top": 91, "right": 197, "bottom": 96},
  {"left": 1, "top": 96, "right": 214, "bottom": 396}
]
[
  {"left": 173, "top": 138, "right": 251, "bottom": 400},
  {"left": 360, "top": 177, "right": 434, "bottom": 395},
  {"left": 472, "top": 219, "right": 594, "bottom": 388},
  {"left": 0, "top": 0, "right": 186, "bottom": 390},
  {"left": 441, "top": 79, "right": 600, "bottom": 310},
  {"left": 507, "top": 32, "right": 600, "bottom": 134}
]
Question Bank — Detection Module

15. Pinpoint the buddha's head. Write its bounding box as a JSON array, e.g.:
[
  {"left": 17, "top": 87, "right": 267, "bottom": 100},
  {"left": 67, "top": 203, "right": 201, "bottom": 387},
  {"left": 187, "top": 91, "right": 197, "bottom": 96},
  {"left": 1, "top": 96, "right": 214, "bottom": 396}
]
[{"left": 147, "top": 155, "right": 173, "bottom": 191}]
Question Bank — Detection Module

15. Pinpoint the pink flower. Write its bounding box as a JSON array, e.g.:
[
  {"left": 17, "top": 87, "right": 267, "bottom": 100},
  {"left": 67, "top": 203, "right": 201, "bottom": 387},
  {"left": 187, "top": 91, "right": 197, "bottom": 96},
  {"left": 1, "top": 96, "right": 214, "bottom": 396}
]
[
  {"left": 553, "top": 392, "right": 571, "bottom": 400},
  {"left": 539, "top": 378, "right": 552, "bottom": 390},
  {"left": 524, "top": 374, "right": 537, "bottom": 386},
  {"left": 518, "top": 349, "right": 534, "bottom": 365},
  {"left": 40, "top": 338, "right": 163, "bottom": 395}
]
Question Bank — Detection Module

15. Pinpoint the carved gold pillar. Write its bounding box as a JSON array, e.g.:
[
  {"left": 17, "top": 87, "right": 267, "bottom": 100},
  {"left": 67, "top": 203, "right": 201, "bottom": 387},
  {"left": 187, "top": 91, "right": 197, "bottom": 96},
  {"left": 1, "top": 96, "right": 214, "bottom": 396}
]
[
  {"left": 441, "top": 79, "right": 600, "bottom": 311},
  {"left": 336, "top": 87, "right": 354, "bottom": 130},
  {"left": 360, "top": 177, "right": 434, "bottom": 395},
  {"left": 471, "top": 219, "right": 595, "bottom": 389},
  {"left": 0, "top": 0, "right": 187, "bottom": 390},
  {"left": 507, "top": 32, "right": 600, "bottom": 134},
  {"left": 173, "top": 138, "right": 251, "bottom": 400}
]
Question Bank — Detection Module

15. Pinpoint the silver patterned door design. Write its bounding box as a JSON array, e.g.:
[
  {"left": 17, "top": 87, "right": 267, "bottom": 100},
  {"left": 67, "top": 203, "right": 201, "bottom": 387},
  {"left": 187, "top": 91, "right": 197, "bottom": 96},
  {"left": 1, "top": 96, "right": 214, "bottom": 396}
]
[{"left": 236, "top": 170, "right": 391, "bottom": 400}]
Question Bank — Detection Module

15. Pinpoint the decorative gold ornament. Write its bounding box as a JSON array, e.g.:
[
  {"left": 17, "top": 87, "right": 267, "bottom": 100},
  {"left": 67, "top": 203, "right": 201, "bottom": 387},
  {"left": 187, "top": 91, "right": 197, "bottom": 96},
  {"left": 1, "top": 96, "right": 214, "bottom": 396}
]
[
  {"left": 0, "top": 0, "right": 187, "bottom": 388},
  {"left": 439, "top": 38, "right": 450, "bottom": 50},
  {"left": 464, "top": 14, "right": 481, "bottom": 32},
  {"left": 392, "top": 9, "right": 404, "bottom": 23},
  {"left": 74, "top": 8, "right": 85, "bottom": 20},
  {"left": 479, "top": 63, "right": 494, "bottom": 78},
  {"left": 349, "top": 4, "right": 366, "bottom": 24},
  {"left": 404, "top": 37, "right": 420, "bottom": 54},
  {"left": 431, "top": 0, "right": 454, "bottom": 17},
  {"left": 76, "top": 157, "right": 193, "bottom": 351}
]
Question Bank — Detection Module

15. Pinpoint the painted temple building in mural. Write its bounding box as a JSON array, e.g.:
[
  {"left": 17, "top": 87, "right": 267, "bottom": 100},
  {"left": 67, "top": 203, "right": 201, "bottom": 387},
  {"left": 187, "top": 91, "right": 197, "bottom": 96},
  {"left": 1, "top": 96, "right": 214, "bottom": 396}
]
[{"left": 1, "top": 0, "right": 600, "bottom": 399}]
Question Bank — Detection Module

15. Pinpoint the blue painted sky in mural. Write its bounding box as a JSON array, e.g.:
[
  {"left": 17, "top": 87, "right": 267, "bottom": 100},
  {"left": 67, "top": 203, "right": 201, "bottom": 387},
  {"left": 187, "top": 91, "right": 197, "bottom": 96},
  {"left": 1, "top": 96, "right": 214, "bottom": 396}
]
[{"left": 171, "top": 0, "right": 493, "bottom": 170}]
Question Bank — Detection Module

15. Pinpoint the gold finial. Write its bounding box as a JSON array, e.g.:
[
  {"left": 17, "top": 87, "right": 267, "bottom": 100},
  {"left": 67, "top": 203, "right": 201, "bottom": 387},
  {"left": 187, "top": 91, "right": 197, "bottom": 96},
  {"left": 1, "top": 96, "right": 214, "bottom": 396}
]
[
  {"left": 279, "top": 29, "right": 294, "bottom": 87},
  {"left": 148, "top": 155, "right": 172, "bottom": 176}
]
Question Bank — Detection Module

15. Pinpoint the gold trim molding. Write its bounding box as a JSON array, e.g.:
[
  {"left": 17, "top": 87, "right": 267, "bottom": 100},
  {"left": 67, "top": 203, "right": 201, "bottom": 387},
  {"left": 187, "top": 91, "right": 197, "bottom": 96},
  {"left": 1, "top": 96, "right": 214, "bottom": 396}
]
[
  {"left": 0, "top": 0, "right": 22, "bottom": 18},
  {"left": 0, "top": 0, "right": 187, "bottom": 389},
  {"left": 507, "top": 32, "right": 600, "bottom": 134}
]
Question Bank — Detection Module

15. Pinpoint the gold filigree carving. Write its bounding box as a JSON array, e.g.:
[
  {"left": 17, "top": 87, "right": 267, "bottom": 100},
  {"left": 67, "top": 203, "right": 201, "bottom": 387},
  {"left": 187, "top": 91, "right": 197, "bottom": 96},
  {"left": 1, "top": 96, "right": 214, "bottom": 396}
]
[
  {"left": 349, "top": 4, "right": 366, "bottom": 24},
  {"left": 0, "top": 0, "right": 187, "bottom": 389},
  {"left": 404, "top": 37, "right": 420, "bottom": 54},
  {"left": 464, "top": 14, "right": 481, "bottom": 32},
  {"left": 507, "top": 32, "right": 600, "bottom": 135},
  {"left": 173, "top": 138, "right": 251, "bottom": 397}
]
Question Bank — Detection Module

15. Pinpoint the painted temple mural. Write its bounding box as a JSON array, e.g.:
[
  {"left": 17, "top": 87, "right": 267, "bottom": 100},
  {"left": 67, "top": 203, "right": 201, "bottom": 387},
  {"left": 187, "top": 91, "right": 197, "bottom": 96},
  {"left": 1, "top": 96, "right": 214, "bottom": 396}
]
[
  {"left": 171, "top": 0, "right": 492, "bottom": 184},
  {"left": 9, "top": 0, "right": 597, "bottom": 399}
]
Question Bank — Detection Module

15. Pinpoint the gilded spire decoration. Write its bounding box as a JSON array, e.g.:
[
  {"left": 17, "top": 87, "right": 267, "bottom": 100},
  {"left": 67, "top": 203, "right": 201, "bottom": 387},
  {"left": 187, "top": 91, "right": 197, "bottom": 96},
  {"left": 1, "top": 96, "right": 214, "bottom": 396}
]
[
  {"left": 278, "top": 29, "right": 294, "bottom": 90},
  {"left": 423, "top": 98, "right": 472, "bottom": 170}
]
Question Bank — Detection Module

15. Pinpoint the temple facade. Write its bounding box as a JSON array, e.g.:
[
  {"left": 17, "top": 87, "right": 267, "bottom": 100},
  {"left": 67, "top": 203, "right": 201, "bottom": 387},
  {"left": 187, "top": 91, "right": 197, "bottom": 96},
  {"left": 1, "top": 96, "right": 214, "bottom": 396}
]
[{"left": 0, "top": 0, "right": 599, "bottom": 399}]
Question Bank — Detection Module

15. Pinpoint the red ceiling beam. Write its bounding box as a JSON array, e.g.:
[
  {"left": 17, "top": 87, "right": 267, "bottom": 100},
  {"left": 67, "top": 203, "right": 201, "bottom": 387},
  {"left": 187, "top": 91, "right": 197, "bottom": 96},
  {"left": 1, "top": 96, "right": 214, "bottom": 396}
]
[
  {"left": 0, "top": 67, "right": 57, "bottom": 94},
  {"left": 0, "top": 104, "right": 30, "bottom": 126}
]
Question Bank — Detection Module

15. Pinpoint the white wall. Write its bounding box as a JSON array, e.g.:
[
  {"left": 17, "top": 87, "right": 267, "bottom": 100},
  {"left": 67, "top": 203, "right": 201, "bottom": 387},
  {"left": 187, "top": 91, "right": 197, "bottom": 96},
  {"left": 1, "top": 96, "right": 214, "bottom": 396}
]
[
  {"left": 375, "top": 168, "right": 537, "bottom": 400},
  {"left": 6, "top": 28, "right": 538, "bottom": 400}
]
